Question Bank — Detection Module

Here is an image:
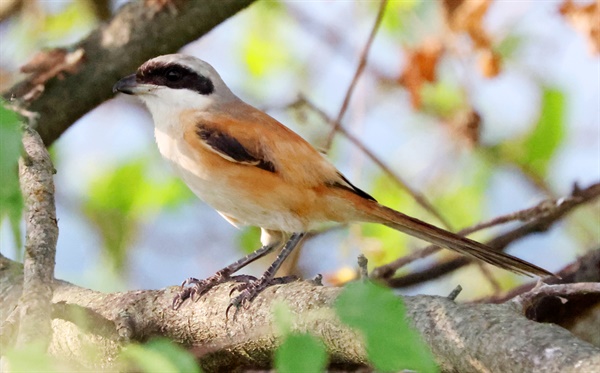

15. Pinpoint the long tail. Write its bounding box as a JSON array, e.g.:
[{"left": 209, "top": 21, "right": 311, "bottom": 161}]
[{"left": 361, "top": 202, "right": 554, "bottom": 277}]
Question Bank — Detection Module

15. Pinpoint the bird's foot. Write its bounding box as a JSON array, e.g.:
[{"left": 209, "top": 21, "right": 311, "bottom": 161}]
[
  {"left": 225, "top": 275, "right": 298, "bottom": 319},
  {"left": 173, "top": 271, "right": 256, "bottom": 309}
]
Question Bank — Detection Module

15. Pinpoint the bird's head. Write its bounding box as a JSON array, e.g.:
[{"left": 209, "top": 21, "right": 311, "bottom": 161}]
[{"left": 113, "top": 54, "right": 239, "bottom": 118}]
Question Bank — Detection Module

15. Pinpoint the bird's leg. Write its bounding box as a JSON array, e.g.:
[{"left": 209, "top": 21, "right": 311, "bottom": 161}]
[
  {"left": 173, "top": 241, "right": 280, "bottom": 309},
  {"left": 227, "top": 232, "right": 306, "bottom": 315}
]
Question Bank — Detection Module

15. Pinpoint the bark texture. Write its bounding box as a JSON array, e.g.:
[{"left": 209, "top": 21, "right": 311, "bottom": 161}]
[
  {"left": 14, "top": 128, "right": 58, "bottom": 348},
  {"left": 1, "top": 254, "right": 599, "bottom": 372}
]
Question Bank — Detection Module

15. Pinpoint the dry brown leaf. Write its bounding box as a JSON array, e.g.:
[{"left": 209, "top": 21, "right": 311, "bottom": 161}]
[
  {"left": 479, "top": 49, "right": 502, "bottom": 78},
  {"left": 398, "top": 40, "right": 443, "bottom": 109},
  {"left": 21, "top": 48, "right": 85, "bottom": 84},
  {"left": 442, "top": 0, "right": 503, "bottom": 78},
  {"left": 560, "top": 0, "right": 600, "bottom": 54},
  {"left": 17, "top": 48, "right": 85, "bottom": 102},
  {"left": 447, "top": 109, "right": 481, "bottom": 148},
  {"left": 443, "top": 0, "right": 492, "bottom": 49}
]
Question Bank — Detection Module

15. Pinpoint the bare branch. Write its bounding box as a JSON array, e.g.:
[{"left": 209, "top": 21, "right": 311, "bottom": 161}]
[
  {"left": 511, "top": 282, "right": 600, "bottom": 313},
  {"left": 15, "top": 127, "right": 58, "bottom": 348},
  {"left": 324, "top": 0, "right": 388, "bottom": 149},
  {"left": 477, "top": 247, "right": 600, "bottom": 304},
  {"left": 297, "top": 95, "right": 452, "bottom": 228}
]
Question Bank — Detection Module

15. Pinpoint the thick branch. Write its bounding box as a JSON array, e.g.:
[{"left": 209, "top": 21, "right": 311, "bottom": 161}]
[
  {"left": 1, "top": 256, "right": 598, "bottom": 372},
  {"left": 4, "top": 0, "right": 256, "bottom": 146},
  {"left": 14, "top": 127, "right": 58, "bottom": 348}
]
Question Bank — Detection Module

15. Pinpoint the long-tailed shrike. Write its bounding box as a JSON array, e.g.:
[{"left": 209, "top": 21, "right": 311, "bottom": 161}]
[{"left": 113, "top": 54, "right": 553, "bottom": 309}]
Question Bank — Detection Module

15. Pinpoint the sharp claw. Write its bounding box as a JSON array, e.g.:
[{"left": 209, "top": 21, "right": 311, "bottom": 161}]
[
  {"left": 172, "top": 298, "right": 180, "bottom": 310},
  {"left": 243, "top": 297, "right": 252, "bottom": 310}
]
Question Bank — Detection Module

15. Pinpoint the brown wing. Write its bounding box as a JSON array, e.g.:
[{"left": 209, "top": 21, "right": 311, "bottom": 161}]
[
  {"left": 195, "top": 124, "right": 276, "bottom": 173},
  {"left": 187, "top": 101, "right": 376, "bottom": 202}
]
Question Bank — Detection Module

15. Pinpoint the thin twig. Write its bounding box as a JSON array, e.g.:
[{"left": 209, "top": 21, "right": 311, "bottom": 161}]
[
  {"left": 475, "top": 247, "right": 600, "bottom": 304},
  {"left": 297, "top": 95, "right": 452, "bottom": 229},
  {"left": 447, "top": 285, "right": 463, "bottom": 301},
  {"left": 511, "top": 282, "right": 600, "bottom": 309},
  {"left": 475, "top": 261, "right": 502, "bottom": 294},
  {"left": 357, "top": 254, "right": 369, "bottom": 280},
  {"left": 324, "top": 0, "right": 389, "bottom": 150}
]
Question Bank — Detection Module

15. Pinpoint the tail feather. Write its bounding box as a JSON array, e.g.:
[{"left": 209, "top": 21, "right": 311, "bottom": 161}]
[{"left": 364, "top": 203, "right": 554, "bottom": 277}]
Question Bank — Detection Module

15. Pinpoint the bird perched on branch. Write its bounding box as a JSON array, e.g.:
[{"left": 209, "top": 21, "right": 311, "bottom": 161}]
[{"left": 113, "top": 54, "right": 553, "bottom": 310}]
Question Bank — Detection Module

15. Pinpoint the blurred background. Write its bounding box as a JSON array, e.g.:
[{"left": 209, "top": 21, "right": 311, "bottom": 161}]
[{"left": 1, "top": 0, "right": 598, "bottom": 300}]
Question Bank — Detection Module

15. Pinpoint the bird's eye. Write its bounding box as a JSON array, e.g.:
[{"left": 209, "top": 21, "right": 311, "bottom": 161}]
[{"left": 165, "top": 68, "right": 183, "bottom": 82}]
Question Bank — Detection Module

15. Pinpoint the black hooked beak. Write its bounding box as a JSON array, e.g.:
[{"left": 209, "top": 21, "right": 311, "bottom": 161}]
[{"left": 112, "top": 74, "right": 138, "bottom": 95}]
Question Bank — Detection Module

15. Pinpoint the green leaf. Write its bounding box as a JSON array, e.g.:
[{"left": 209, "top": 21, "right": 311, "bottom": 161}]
[
  {"left": 237, "top": 226, "right": 261, "bottom": 254},
  {"left": 272, "top": 301, "right": 294, "bottom": 335},
  {"left": 335, "top": 281, "right": 438, "bottom": 372},
  {"left": 500, "top": 87, "right": 565, "bottom": 177},
  {"left": 380, "top": 0, "right": 422, "bottom": 34},
  {"left": 43, "top": 1, "right": 97, "bottom": 42},
  {"left": 0, "top": 102, "right": 23, "bottom": 249},
  {"left": 494, "top": 34, "right": 524, "bottom": 60},
  {"left": 241, "top": 1, "right": 291, "bottom": 78},
  {"left": 521, "top": 88, "right": 565, "bottom": 174},
  {"left": 275, "top": 333, "right": 328, "bottom": 373},
  {"left": 433, "top": 159, "right": 491, "bottom": 230},
  {"left": 5, "top": 343, "right": 60, "bottom": 372},
  {"left": 421, "top": 81, "right": 467, "bottom": 119},
  {"left": 83, "top": 158, "right": 192, "bottom": 272},
  {"left": 120, "top": 338, "right": 201, "bottom": 373}
]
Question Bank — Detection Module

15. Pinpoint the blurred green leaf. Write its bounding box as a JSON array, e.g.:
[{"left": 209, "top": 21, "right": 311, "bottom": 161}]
[
  {"left": 120, "top": 338, "right": 201, "bottom": 373},
  {"left": 5, "top": 343, "right": 60, "bottom": 372},
  {"left": 275, "top": 333, "right": 328, "bottom": 373},
  {"left": 242, "top": 1, "right": 291, "bottom": 77},
  {"left": 43, "top": 1, "right": 97, "bottom": 42},
  {"left": 421, "top": 81, "right": 467, "bottom": 119},
  {"left": 84, "top": 158, "right": 192, "bottom": 272},
  {"left": 380, "top": 0, "right": 420, "bottom": 32},
  {"left": 521, "top": 88, "right": 565, "bottom": 174},
  {"left": 501, "top": 87, "right": 565, "bottom": 177},
  {"left": 494, "top": 34, "right": 524, "bottom": 60},
  {"left": 0, "top": 102, "right": 23, "bottom": 250},
  {"left": 237, "top": 226, "right": 261, "bottom": 254},
  {"left": 272, "top": 301, "right": 294, "bottom": 335},
  {"left": 434, "top": 159, "right": 491, "bottom": 230},
  {"left": 335, "top": 281, "right": 437, "bottom": 372},
  {"left": 272, "top": 300, "right": 328, "bottom": 372}
]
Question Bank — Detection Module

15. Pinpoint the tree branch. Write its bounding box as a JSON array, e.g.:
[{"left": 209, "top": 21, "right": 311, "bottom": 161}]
[
  {"left": 3, "top": 0, "right": 256, "bottom": 146},
  {"left": 1, "top": 255, "right": 599, "bottom": 372},
  {"left": 13, "top": 127, "right": 58, "bottom": 349}
]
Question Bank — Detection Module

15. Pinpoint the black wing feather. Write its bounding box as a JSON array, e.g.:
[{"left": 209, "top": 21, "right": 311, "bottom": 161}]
[
  {"left": 196, "top": 125, "right": 276, "bottom": 173},
  {"left": 331, "top": 173, "right": 377, "bottom": 202}
]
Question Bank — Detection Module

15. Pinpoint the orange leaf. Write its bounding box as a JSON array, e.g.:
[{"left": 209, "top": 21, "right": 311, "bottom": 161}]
[
  {"left": 560, "top": 0, "right": 600, "bottom": 55},
  {"left": 398, "top": 41, "right": 443, "bottom": 109},
  {"left": 479, "top": 49, "right": 502, "bottom": 78}
]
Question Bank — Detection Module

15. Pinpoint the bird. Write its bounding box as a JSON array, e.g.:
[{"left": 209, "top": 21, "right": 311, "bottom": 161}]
[{"left": 112, "top": 54, "right": 554, "bottom": 309}]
